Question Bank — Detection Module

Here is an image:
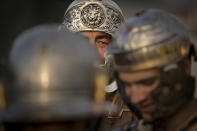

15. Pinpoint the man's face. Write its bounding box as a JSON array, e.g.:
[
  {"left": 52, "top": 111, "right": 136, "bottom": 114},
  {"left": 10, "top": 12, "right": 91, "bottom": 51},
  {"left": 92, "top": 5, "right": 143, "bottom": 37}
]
[
  {"left": 80, "top": 31, "right": 112, "bottom": 63},
  {"left": 119, "top": 69, "right": 160, "bottom": 121}
]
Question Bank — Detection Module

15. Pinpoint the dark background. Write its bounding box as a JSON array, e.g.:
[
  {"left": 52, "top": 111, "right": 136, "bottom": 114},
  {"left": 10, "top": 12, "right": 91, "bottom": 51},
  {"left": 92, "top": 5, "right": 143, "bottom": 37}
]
[
  {"left": 0, "top": 0, "right": 72, "bottom": 60},
  {"left": 0, "top": 0, "right": 197, "bottom": 92}
]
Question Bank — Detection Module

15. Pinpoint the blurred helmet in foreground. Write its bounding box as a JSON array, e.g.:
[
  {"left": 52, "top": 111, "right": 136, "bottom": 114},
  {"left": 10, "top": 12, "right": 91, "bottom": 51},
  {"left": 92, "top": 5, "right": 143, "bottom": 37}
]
[
  {"left": 61, "top": 0, "right": 124, "bottom": 35},
  {"left": 108, "top": 9, "right": 196, "bottom": 72},
  {"left": 0, "top": 25, "right": 114, "bottom": 127}
]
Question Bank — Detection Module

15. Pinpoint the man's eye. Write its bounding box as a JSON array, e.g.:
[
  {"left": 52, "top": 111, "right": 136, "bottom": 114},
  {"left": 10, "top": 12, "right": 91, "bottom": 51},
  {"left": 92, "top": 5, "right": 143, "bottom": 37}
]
[
  {"left": 136, "top": 77, "right": 157, "bottom": 86},
  {"left": 96, "top": 41, "right": 108, "bottom": 48},
  {"left": 119, "top": 79, "right": 131, "bottom": 87}
]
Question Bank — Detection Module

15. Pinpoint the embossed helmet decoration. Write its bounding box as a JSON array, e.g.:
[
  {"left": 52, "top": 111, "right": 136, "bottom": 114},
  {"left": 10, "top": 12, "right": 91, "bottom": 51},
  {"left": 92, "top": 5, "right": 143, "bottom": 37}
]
[
  {"left": 107, "top": 9, "right": 196, "bottom": 72},
  {"left": 61, "top": 0, "right": 124, "bottom": 35}
]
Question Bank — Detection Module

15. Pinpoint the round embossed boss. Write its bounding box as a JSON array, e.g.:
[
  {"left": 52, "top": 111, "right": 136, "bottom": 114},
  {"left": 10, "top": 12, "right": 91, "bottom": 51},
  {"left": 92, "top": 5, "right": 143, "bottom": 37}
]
[{"left": 81, "top": 4, "right": 106, "bottom": 28}]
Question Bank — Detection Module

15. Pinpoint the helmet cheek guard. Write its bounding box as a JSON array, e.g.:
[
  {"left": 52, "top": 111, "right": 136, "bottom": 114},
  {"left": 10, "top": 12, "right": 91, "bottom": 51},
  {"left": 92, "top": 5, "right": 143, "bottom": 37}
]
[
  {"left": 115, "top": 72, "right": 142, "bottom": 119},
  {"left": 150, "top": 61, "right": 196, "bottom": 118}
]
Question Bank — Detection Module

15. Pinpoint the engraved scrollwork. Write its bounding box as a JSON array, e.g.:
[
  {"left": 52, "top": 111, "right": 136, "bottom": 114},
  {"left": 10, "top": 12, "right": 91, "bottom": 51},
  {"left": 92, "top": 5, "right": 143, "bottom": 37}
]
[
  {"left": 104, "top": 4, "right": 123, "bottom": 32},
  {"left": 63, "top": 1, "right": 124, "bottom": 35},
  {"left": 64, "top": 3, "right": 86, "bottom": 31}
]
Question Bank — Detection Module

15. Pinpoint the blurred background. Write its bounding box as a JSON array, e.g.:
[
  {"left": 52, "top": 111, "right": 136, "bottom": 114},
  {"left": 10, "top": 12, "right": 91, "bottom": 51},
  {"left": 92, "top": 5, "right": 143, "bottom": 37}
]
[{"left": 0, "top": 0, "right": 197, "bottom": 93}]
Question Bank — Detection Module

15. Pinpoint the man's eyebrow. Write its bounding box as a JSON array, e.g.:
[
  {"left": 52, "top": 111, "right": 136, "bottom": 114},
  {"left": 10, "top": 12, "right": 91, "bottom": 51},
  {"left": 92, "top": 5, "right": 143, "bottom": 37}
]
[
  {"left": 135, "top": 76, "right": 157, "bottom": 84},
  {"left": 120, "top": 76, "right": 158, "bottom": 85},
  {"left": 94, "top": 35, "right": 112, "bottom": 44}
]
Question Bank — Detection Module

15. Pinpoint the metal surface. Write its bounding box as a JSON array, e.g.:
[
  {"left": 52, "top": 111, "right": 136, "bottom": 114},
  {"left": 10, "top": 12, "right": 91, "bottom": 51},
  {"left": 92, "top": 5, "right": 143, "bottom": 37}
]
[
  {"left": 107, "top": 9, "right": 192, "bottom": 72},
  {"left": 0, "top": 25, "right": 115, "bottom": 122},
  {"left": 107, "top": 8, "right": 197, "bottom": 122},
  {"left": 61, "top": 0, "right": 124, "bottom": 35}
]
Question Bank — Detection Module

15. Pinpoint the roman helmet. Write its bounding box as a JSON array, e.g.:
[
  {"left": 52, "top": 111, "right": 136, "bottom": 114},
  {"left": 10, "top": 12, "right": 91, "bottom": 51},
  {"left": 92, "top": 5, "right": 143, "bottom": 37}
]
[
  {"left": 0, "top": 25, "right": 114, "bottom": 130},
  {"left": 61, "top": 0, "right": 124, "bottom": 36},
  {"left": 107, "top": 9, "right": 197, "bottom": 120}
]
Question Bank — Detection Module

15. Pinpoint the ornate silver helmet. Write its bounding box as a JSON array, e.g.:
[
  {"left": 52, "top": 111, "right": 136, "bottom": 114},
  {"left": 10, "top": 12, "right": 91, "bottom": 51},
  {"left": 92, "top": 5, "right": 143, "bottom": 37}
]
[
  {"left": 61, "top": 0, "right": 124, "bottom": 35},
  {"left": 107, "top": 9, "right": 196, "bottom": 72},
  {"left": 0, "top": 25, "right": 114, "bottom": 122}
]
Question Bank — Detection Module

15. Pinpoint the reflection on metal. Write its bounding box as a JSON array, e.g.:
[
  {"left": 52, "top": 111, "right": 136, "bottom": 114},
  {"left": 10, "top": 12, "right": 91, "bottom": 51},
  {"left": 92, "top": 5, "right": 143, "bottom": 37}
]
[
  {"left": 174, "top": 83, "right": 182, "bottom": 92},
  {"left": 131, "top": 24, "right": 154, "bottom": 34},
  {"left": 40, "top": 64, "right": 50, "bottom": 88},
  {"left": 114, "top": 38, "right": 190, "bottom": 72},
  {"left": 107, "top": 92, "right": 130, "bottom": 119},
  {"left": 94, "top": 70, "right": 108, "bottom": 103}
]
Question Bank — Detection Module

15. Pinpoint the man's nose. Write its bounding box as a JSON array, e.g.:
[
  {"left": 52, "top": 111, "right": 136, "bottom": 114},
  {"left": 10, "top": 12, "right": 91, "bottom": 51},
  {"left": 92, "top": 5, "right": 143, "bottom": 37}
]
[{"left": 126, "top": 85, "right": 149, "bottom": 105}]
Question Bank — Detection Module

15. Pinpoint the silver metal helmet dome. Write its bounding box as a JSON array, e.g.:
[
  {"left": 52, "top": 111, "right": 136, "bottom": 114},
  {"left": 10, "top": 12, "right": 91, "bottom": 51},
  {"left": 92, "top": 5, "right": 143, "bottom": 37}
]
[
  {"left": 107, "top": 9, "right": 193, "bottom": 72},
  {"left": 60, "top": 0, "right": 124, "bottom": 35},
  {"left": 0, "top": 25, "right": 114, "bottom": 122}
]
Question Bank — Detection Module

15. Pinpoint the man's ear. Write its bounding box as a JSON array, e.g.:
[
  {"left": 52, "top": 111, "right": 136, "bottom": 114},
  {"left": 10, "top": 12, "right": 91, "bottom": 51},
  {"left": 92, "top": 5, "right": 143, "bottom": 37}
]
[{"left": 184, "top": 58, "right": 191, "bottom": 75}]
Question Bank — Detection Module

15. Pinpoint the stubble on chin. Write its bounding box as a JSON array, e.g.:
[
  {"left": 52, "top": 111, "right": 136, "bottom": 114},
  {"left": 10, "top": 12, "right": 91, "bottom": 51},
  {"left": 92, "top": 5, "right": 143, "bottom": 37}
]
[{"left": 142, "top": 113, "right": 154, "bottom": 122}]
